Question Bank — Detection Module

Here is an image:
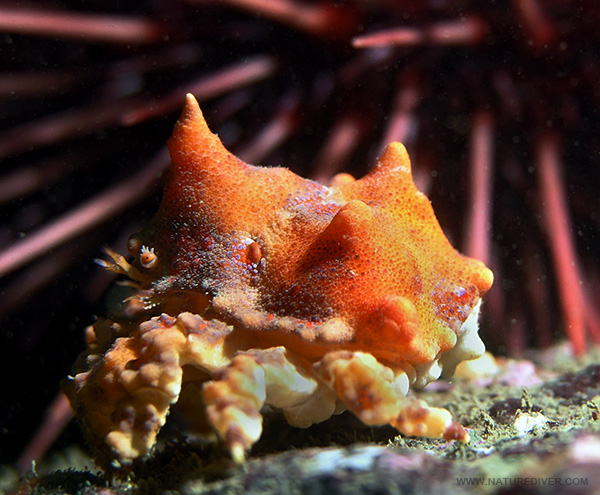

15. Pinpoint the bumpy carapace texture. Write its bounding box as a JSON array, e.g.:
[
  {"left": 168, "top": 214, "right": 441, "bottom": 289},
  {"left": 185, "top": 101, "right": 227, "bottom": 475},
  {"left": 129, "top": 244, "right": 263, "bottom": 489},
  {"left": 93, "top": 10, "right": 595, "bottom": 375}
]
[{"left": 65, "top": 94, "right": 493, "bottom": 469}]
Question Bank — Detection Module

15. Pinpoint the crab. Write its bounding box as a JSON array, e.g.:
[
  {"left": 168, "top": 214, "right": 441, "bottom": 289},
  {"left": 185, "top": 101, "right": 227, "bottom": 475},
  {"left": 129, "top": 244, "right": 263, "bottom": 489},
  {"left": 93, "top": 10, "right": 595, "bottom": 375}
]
[{"left": 64, "top": 94, "right": 493, "bottom": 469}]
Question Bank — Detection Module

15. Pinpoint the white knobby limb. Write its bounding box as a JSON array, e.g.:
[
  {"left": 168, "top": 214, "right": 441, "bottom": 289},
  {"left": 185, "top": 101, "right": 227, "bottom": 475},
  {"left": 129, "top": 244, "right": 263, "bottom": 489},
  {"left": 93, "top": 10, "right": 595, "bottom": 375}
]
[
  {"left": 314, "top": 351, "right": 469, "bottom": 442},
  {"left": 202, "top": 346, "right": 337, "bottom": 462}
]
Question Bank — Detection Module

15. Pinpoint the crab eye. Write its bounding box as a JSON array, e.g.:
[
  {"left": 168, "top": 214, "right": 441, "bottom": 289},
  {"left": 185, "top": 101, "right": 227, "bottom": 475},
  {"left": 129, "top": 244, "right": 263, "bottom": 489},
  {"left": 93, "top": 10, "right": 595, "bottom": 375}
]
[{"left": 140, "top": 245, "right": 157, "bottom": 269}]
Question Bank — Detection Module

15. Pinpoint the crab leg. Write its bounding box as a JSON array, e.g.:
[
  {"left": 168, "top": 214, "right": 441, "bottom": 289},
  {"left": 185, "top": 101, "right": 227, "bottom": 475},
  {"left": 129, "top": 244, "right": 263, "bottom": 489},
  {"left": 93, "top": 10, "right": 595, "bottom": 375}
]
[
  {"left": 65, "top": 316, "right": 185, "bottom": 469},
  {"left": 314, "top": 351, "right": 469, "bottom": 442},
  {"left": 64, "top": 312, "right": 234, "bottom": 469},
  {"left": 202, "top": 346, "right": 337, "bottom": 462}
]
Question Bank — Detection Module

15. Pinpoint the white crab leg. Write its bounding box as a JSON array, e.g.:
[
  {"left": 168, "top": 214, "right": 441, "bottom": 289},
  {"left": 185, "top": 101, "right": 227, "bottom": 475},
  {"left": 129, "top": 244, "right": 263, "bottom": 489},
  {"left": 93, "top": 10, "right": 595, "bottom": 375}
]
[
  {"left": 314, "top": 351, "right": 469, "bottom": 442},
  {"left": 202, "top": 346, "right": 337, "bottom": 462}
]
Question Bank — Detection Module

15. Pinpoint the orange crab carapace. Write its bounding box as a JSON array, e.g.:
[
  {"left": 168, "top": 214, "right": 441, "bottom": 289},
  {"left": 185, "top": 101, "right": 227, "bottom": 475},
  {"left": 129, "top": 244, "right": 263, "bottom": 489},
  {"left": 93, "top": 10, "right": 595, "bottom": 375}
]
[{"left": 64, "top": 94, "right": 493, "bottom": 468}]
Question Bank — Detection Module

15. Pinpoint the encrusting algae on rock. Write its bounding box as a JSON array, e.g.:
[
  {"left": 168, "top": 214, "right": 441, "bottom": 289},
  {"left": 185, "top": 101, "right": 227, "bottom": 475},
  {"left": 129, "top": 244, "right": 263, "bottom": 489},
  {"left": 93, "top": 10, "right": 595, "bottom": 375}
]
[{"left": 63, "top": 94, "right": 493, "bottom": 469}]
